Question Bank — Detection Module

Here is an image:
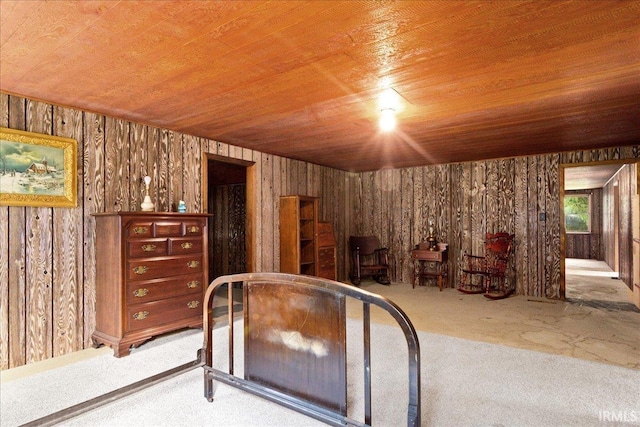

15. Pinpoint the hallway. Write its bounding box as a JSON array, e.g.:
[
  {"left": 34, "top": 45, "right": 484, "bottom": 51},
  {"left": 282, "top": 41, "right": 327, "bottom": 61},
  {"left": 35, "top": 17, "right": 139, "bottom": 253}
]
[{"left": 565, "top": 258, "right": 635, "bottom": 309}]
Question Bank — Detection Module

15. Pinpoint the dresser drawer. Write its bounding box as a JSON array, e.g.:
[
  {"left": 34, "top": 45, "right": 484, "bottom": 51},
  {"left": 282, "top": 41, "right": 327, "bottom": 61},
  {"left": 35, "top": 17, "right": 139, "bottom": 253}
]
[
  {"left": 170, "top": 237, "right": 203, "bottom": 255},
  {"left": 317, "top": 271, "right": 335, "bottom": 280},
  {"left": 317, "top": 223, "right": 335, "bottom": 247},
  {"left": 184, "top": 221, "right": 204, "bottom": 236},
  {"left": 317, "top": 247, "right": 335, "bottom": 280},
  {"left": 318, "top": 258, "right": 334, "bottom": 271},
  {"left": 126, "top": 274, "right": 203, "bottom": 304},
  {"left": 127, "top": 255, "right": 203, "bottom": 280},
  {"left": 127, "top": 221, "right": 154, "bottom": 238},
  {"left": 155, "top": 221, "right": 183, "bottom": 237},
  {"left": 318, "top": 247, "right": 335, "bottom": 263},
  {"left": 318, "top": 249, "right": 335, "bottom": 271},
  {"left": 411, "top": 249, "right": 443, "bottom": 262},
  {"left": 317, "top": 267, "right": 335, "bottom": 281},
  {"left": 127, "top": 238, "right": 169, "bottom": 258},
  {"left": 126, "top": 294, "right": 202, "bottom": 333}
]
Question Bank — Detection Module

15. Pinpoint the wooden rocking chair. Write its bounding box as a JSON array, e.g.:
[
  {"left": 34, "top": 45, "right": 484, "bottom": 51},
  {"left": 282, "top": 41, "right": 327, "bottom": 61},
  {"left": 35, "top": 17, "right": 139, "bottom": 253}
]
[
  {"left": 349, "top": 236, "right": 391, "bottom": 286},
  {"left": 458, "top": 232, "right": 515, "bottom": 299}
]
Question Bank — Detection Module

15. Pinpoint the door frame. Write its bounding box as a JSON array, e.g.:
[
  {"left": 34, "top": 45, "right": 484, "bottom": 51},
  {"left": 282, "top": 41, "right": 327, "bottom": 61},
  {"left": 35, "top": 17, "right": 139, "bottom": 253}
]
[
  {"left": 202, "top": 153, "right": 256, "bottom": 273},
  {"left": 559, "top": 158, "right": 637, "bottom": 300}
]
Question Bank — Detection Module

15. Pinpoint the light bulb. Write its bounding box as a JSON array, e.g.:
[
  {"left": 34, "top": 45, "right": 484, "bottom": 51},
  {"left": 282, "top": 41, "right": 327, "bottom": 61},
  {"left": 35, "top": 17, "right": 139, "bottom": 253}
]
[
  {"left": 379, "top": 108, "right": 396, "bottom": 132},
  {"left": 378, "top": 88, "right": 399, "bottom": 111},
  {"left": 144, "top": 176, "right": 151, "bottom": 186}
]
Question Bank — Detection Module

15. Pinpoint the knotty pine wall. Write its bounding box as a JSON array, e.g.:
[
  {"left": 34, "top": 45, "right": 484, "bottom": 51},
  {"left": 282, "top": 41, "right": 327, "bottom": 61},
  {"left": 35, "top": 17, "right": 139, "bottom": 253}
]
[
  {"left": 349, "top": 149, "right": 639, "bottom": 299},
  {"left": 0, "top": 94, "right": 351, "bottom": 369}
]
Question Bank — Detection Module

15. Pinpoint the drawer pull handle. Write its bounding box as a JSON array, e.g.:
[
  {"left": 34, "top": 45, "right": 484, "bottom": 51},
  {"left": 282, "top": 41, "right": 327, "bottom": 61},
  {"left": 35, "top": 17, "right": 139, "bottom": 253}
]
[
  {"left": 187, "top": 300, "right": 199, "bottom": 309},
  {"left": 181, "top": 242, "right": 193, "bottom": 249},
  {"left": 187, "top": 280, "right": 200, "bottom": 289},
  {"left": 187, "top": 260, "right": 199, "bottom": 268},
  {"left": 187, "top": 226, "right": 200, "bottom": 233},
  {"left": 133, "top": 226, "right": 148, "bottom": 234},
  {"left": 133, "top": 266, "right": 149, "bottom": 275},
  {"left": 133, "top": 288, "right": 149, "bottom": 297},
  {"left": 133, "top": 311, "right": 149, "bottom": 321},
  {"left": 141, "top": 244, "right": 156, "bottom": 252}
]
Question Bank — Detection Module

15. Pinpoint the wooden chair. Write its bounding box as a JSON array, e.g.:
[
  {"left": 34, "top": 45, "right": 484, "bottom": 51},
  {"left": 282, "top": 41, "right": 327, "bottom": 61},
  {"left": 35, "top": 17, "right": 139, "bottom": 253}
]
[
  {"left": 349, "top": 236, "right": 390, "bottom": 286},
  {"left": 458, "top": 232, "right": 515, "bottom": 299}
]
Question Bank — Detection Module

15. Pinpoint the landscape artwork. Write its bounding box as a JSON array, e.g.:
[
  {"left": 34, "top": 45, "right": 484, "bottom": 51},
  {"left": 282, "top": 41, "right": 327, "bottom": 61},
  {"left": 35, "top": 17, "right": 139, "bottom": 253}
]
[{"left": 0, "top": 127, "right": 77, "bottom": 207}]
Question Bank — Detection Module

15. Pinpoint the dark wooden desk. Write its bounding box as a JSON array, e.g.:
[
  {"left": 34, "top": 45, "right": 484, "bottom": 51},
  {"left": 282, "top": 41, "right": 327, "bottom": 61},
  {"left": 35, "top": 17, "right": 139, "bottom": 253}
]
[{"left": 411, "top": 249, "right": 448, "bottom": 291}]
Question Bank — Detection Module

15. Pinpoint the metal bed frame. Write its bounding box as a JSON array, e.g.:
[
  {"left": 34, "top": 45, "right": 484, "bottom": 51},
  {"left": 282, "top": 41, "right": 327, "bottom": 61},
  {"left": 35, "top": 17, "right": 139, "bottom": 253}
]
[{"left": 202, "top": 273, "right": 421, "bottom": 426}]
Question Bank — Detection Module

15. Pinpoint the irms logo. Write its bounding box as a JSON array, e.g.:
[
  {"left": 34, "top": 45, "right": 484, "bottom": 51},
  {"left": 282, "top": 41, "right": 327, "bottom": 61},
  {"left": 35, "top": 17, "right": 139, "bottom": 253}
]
[{"left": 599, "top": 410, "right": 639, "bottom": 423}]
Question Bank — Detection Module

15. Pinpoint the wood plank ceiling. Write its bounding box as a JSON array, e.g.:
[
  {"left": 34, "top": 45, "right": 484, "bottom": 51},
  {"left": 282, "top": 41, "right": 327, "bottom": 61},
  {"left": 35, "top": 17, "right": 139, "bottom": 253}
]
[{"left": 1, "top": 1, "right": 639, "bottom": 172}]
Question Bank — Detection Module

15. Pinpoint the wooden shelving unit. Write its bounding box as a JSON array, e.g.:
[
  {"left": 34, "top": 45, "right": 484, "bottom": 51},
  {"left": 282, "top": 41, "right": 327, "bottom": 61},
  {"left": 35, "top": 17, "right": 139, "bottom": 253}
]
[{"left": 280, "top": 195, "right": 319, "bottom": 275}]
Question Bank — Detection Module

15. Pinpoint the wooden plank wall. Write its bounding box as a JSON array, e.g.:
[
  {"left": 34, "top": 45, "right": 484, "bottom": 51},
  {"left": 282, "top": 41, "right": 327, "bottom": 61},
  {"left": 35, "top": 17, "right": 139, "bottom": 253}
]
[
  {"left": 1, "top": 92, "right": 637, "bottom": 370},
  {"left": 0, "top": 94, "right": 351, "bottom": 369},
  {"left": 564, "top": 189, "right": 603, "bottom": 260},
  {"left": 603, "top": 163, "right": 638, "bottom": 289},
  {"left": 350, "top": 148, "right": 639, "bottom": 299}
]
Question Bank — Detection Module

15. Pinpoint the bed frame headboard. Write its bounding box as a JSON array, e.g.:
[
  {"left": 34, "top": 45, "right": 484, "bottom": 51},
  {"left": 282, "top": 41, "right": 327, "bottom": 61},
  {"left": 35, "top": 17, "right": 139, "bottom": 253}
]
[{"left": 201, "top": 273, "right": 421, "bottom": 427}]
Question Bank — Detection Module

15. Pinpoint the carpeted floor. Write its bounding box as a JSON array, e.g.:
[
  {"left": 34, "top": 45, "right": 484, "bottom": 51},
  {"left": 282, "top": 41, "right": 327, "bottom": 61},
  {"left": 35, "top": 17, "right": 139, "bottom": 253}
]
[
  {"left": 2, "top": 320, "right": 639, "bottom": 427},
  {"left": 3, "top": 262, "right": 639, "bottom": 426}
]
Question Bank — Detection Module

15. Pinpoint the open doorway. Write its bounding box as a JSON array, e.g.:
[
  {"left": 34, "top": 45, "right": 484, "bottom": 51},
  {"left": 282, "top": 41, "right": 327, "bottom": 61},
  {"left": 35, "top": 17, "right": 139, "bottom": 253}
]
[
  {"left": 202, "top": 154, "right": 255, "bottom": 282},
  {"left": 560, "top": 159, "right": 637, "bottom": 311}
]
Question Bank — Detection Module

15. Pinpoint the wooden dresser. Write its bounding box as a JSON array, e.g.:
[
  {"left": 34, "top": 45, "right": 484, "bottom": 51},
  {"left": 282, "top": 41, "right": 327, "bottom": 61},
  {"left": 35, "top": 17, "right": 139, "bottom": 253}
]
[
  {"left": 92, "top": 212, "right": 209, "bottom": 357},
  {"left": 317, "top": 221, "right": 337, "bottom": 281}
]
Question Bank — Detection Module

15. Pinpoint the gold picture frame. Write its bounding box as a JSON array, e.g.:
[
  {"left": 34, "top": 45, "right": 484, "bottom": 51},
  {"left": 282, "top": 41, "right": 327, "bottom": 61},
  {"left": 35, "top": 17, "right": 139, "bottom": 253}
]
[{"left": 0, "top": 127, "right": 77, "bottom": 207}]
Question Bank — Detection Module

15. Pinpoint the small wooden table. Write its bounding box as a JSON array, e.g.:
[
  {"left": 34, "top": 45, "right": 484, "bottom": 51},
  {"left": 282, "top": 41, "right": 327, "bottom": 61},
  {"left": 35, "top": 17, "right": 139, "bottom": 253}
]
[{"left": 411, "top": 249, "right": 449, "bottom": 291}]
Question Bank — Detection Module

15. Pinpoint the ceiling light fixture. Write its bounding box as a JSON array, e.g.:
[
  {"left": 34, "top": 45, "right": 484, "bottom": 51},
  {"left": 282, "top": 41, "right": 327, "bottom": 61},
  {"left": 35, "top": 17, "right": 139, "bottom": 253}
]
[
  {"left": 378, "top": 87, "right": 400, "bottom": 132},
  {"left": 379, "top": 107, "right": 396, "bottom": 132},
  {"left": 379, "top": 88, "right": 398, "bottom": 110}
]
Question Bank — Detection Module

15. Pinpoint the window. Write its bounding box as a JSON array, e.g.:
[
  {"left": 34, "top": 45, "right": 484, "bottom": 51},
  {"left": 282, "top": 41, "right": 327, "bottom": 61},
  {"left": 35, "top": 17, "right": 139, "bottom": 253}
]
[{"left": 564, "top": 194, "right": 591, "bottom": 233}]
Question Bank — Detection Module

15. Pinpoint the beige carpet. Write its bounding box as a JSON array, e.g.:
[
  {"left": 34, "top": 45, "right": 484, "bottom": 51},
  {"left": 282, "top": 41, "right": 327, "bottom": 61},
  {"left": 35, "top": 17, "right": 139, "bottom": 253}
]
[
  {"left": 2, "top": 260, "right": 639, "bottom": 425},
  {"left": 3, "top": 319, "right": 639, "bottom": 427}
]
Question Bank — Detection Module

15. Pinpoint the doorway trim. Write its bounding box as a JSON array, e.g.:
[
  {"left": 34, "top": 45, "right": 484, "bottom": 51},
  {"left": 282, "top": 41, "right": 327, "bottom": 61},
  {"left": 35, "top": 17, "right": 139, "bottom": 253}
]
[
  {"left": 202, "top": 153, "right": 256, "bottom": 273},
  {"left": 559, "top": 158, "right": 637, "bottom": 301}
]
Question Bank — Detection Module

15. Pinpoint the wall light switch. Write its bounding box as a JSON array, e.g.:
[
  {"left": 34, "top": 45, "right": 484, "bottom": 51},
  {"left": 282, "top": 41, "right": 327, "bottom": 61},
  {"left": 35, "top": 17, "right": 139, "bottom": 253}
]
[{"left": 539, "top": 212, "right": 546, "bottom": 221}]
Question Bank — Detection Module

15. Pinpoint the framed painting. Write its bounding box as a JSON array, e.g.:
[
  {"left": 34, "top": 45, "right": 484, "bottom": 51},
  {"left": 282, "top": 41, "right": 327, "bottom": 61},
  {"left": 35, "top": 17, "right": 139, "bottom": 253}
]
[{"left": 0, "top": 127, "right": 77, "bottom": 207}]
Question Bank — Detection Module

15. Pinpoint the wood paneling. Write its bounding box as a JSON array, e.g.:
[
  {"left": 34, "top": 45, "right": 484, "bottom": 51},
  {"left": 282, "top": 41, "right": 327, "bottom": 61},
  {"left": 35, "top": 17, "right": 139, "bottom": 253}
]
[
  {"left": 0, "top": 94, "right": 350, "bottom": 369},
  {"left": 350, "top": 150, "right": 639, "bottom": 299},
  {"left": 0, "top": 92, "right": 637, "bottom": 369},
  {"left": 4, "top": 97, "right": 25, "bottom": 369},
  {"left": 24, "top": 99, "right": 53, "bottom": 364},
  {"left": 604, "top": 163, "right": 638, "bottom": 290},
  {"left": 82, "top": 112, "right": 103, "bottom": 346},
  {"left": 52, "top": 105, "right": 83, "bottom": 357},
  {"left": 0, "top": 93, "right": 9, "bottom": 369}
]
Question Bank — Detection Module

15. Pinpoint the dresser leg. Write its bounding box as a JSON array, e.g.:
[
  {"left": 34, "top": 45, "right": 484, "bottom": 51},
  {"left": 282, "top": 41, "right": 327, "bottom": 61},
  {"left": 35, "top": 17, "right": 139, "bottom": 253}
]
[{"left": 113, "top": 342, "right": 132, "bottom": 358}]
